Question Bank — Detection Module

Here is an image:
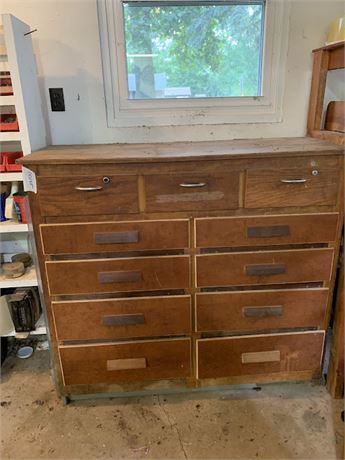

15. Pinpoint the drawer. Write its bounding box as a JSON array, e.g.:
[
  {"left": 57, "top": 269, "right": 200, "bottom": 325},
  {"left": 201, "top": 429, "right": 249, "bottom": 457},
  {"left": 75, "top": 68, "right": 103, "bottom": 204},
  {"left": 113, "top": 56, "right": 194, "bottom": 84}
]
[
  {"left": 60, "top": 338, "right": 191, "bottom": 385},
  {"left": 245, "top": 160, "right": 339, "bottom": 208},
  {"left": 195, "top": 213, "right": 338, "bottom": 248},
  {"left": 197, "top": 331, "right": 324, "bottom": 379},
  {"left": 53, "top": 295, "right": 191, "bottom": 341},
  {"left": 37, "top": 175, "right": 138, "bottom": 216},
  {"left": 196, "top": 248, "right": 334, "bottom": 288},
  {"left": 40, "top": 219, "right": 189, "bottom": 255},
  {"left": 145, "top": 172, "right": 240, "bottom": 212},
  {"left": 196, "top": 288, "right": 328, "bottom": 332},
  {"left": 46, "top": 255, "right": 190, "bottom": 295}
]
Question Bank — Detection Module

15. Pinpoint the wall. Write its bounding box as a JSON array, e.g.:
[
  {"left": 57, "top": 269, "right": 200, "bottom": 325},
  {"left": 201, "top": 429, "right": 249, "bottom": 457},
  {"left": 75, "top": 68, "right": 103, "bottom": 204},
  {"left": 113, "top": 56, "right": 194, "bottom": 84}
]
[{"left": 1, "top": 0, "right": 344, "bottom": 145}]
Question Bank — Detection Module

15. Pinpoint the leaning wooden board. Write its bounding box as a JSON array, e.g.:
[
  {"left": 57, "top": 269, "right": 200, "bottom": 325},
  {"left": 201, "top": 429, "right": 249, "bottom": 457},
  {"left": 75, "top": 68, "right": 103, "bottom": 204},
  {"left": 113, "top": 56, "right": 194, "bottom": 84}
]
[{"left": 19, "top": 137, "right": 344, "bottom": 401}]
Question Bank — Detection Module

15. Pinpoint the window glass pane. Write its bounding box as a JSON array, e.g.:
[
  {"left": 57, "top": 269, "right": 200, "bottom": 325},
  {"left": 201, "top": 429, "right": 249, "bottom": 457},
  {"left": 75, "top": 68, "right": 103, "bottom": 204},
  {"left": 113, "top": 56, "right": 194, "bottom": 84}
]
[{"left": 123, "top": 1, "right": 264, "bottom": 100}]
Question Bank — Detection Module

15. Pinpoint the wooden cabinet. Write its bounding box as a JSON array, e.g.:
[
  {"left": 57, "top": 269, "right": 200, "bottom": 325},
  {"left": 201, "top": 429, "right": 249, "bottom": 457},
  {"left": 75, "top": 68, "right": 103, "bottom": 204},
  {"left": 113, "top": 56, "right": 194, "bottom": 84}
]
[{"left": 19, "top": 137, "right": 344, "bottom": 400}]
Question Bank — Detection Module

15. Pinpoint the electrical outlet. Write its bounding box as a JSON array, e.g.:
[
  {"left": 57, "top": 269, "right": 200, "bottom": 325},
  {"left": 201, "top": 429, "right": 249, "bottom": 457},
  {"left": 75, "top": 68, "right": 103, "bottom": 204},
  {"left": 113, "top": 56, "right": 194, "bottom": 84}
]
[{"left": 49, "top": 88, "right": 65, "bottom": 111}]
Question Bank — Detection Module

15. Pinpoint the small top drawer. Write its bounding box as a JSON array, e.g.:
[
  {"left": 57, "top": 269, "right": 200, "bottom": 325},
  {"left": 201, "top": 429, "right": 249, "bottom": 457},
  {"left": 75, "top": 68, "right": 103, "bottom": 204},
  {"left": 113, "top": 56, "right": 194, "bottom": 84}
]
[
  {"left": 37, "top": 175, "right": 138, "bottom": 216},
  {"left": 145, "top": 172, "right": 240, "bottom": 212},
  {"left": 245, "top": 158, "right": 339, "bottom": 208},
  {"left": 40, "top": 219, "right": 189, "bottom": 255}
]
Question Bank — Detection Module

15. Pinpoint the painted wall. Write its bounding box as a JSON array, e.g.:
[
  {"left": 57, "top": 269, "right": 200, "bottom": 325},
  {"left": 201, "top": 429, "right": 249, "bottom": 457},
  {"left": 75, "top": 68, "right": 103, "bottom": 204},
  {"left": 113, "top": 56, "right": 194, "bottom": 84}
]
[{"left": 1, "top": 0, "right": 344, "bottom": 145}]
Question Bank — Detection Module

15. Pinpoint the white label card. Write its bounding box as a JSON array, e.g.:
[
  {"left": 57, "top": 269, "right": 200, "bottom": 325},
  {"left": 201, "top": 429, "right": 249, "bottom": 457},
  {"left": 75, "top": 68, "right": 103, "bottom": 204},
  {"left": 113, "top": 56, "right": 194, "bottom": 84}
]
[{"left": 23, "top": 167, "right": 37, "bottom": 193}]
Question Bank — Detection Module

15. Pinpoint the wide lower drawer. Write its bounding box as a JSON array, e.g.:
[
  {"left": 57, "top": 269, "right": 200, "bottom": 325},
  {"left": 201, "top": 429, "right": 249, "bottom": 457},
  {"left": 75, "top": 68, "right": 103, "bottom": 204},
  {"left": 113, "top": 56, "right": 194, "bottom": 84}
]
[
  {"left": 40, "top": 219, "right": 189, "bottom": 255},
  {"left": 245, "top": 158, "right": 339, "bottom": 208},
  {"left": 195, "top": 213, "right": 338, "bottom": 248},
  {"left": 196, "top": 288, "right": 328, "bottom": 332},
  {"left": 46, "top": 256, "right": 190, "bottom": 295},
  {"left": 196, "top": 248, "right": 334, "bottom": 288},
  {"left": 145, "top": 172, "right": 240, "bottom": 212},
  {"left": 37, "top": 175, "right": 138, "bottom": 216},
  {"left": 197, "top": 331, "right": 324, "bottom": 379},
  {"left": 53, "top": 295, "right": 191, "bottom": 341},
  {"left": 60, "top": 338, "right": 191, "bottom": 385}
]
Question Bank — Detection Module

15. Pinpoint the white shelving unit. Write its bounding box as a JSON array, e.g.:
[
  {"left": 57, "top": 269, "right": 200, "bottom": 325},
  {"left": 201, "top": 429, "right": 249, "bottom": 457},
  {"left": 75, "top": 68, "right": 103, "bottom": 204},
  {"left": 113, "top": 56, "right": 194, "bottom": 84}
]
[
  {"left": 1, "top": 14, "right": 47, "bottom": 337},
  {"left": 3, "top": 313, "right": 45, "bottom": 338}
]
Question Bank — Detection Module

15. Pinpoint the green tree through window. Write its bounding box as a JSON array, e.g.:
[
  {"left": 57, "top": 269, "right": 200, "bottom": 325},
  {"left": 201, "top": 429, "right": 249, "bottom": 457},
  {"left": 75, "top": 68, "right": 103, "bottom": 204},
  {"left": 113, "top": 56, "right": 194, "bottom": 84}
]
[{"left": 123, "top": 1, "right": 264, "bottom": 99}]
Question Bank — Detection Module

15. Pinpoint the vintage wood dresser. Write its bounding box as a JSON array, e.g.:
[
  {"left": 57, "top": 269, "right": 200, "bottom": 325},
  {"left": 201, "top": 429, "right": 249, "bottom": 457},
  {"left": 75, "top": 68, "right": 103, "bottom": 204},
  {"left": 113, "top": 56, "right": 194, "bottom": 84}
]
[{"left": 19, "top": 137, "right": 344, "bottom": 401}]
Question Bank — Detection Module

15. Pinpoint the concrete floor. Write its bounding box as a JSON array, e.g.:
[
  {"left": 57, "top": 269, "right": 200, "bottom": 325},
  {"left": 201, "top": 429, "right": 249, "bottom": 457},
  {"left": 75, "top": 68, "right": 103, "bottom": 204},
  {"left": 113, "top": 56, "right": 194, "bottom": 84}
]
[{"left": 0, "top": 346, "right": 344, "bottom": 460}]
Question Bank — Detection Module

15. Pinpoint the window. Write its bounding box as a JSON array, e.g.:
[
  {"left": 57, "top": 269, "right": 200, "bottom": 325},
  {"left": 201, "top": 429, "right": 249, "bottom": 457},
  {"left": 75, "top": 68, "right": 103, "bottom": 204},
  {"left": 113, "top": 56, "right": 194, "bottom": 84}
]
[{"left": 98, "top": 0, "right": 290, "bottom": 127}]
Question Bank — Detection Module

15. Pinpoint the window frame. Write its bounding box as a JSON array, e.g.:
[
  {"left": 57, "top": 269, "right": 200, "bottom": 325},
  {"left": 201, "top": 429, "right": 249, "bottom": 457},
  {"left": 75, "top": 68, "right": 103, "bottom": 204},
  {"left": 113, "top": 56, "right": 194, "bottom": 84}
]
[{"left": 97, "top": 0, "right": 291, "bottom": 127}]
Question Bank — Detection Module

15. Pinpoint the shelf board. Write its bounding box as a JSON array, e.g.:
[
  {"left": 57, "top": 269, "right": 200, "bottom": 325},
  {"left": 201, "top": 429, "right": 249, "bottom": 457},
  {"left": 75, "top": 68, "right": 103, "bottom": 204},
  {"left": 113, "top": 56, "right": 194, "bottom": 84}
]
[
  {"left": 0, "top": 171, "right": 23, "bottom": 182},
  {"left": 0, "top": 265, "right": 38, "bottom": 288},
  {"left": 0, "top": 131, "right": 21, "bottom": 142},
  {"left": 0, "top": 219, "right": 28, "bottom": 233},
  {"left": 3, "top": 313, "right": 47, "bottom": 337},
  {"left": 0, "top": 95, "right": 15, "bottom": 106}
]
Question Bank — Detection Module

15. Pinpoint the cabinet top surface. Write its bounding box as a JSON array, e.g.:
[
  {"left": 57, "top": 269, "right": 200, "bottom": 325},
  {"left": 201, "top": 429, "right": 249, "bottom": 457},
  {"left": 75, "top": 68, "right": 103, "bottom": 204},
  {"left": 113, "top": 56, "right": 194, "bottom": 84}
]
[{"left": 19, "top": 137, "right": 343, "bottom": 166}]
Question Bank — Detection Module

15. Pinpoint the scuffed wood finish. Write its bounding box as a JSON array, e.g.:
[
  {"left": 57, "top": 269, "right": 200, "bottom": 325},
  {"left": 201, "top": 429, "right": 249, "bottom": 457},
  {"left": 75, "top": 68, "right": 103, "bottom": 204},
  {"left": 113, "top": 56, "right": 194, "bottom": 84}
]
[
  {"left": 195, "top": 213, "right": 338, "bottom": 248},
  {"left": 245, "top": 161, "right": 339, "bottom": 208},
  {"left": 196, "top": 289, "right": 328, "bottom": 332},
  {"left": 40, "top": 219, "right": 189, "bottom": 254},
  {"left": 18, "top": 137, "right": 344, "bottom": 399},
  {"left": 145, "top": 172, "right": 240, "bottom": 212},
  {"left": 52, "top": 295, "right": 191, "bottom": 341},
  {"left": 197, "top": 331, "right": 324, "bottom": 379},
  {"left": 60, "top": 338, "right": 191, "bottom": 385},
  {"left": 46, "top": 256, "right": 190, "bottom": 295},
  {"left": 18, "top": 137, "right": 342, "bottom": 166},
  {"left": 197, "top": 248, "right": 334, "bottom": 288},
  {"left": 37, "top": 175, "right": 139, "bottom": 216},
  {"left": 327, "top": 254, "right": 344, "bottom": 398}
]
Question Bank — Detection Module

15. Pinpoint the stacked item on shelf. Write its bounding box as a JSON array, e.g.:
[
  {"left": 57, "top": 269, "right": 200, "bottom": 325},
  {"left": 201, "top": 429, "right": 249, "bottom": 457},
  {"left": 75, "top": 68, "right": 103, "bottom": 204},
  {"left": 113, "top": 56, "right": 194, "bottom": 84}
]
[{"left": 0, "top": 13, "right": 47, "bottom": 341}]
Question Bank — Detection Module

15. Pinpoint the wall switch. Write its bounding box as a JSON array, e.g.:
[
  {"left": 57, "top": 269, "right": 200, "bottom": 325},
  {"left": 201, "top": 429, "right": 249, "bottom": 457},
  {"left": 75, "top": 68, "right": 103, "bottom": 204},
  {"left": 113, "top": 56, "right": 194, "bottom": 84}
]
[{"left": 49, "top": 88, "right": 65, "bottom": 111}]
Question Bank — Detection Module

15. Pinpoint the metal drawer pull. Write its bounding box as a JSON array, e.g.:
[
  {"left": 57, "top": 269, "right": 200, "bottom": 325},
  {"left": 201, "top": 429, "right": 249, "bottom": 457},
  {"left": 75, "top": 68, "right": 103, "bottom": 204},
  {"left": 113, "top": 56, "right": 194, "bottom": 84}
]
[
  {"left": 179, "top": 182, "right": 207, "bottom": 188},
  {"left": 241, "top": 350, "right": 281, "bottom": 364},
  {"left": 102, "top": 313, "right": 145, "bottom": 326},
  {"left": 107, "top": 358, "right": 147, "bottom": 371},
  {"left": 95, "top": 231, "right": 139, "bottom": 245},
  {"left": 247, "top": 225, "right": 290, "bottom": 238},
  {"left": 245, "top": 263, "right": 286, "bottom": 276},
  {"left": 280, "top": 179, "right": 307, "bottom": 184},
  {"left": 98, "top": 271, "right": 142, "bottom": 284},
  {"left": 75, "top": 186, "right": 103, "bottom": 191},
  {"left": 243, "top": 306, "right": 284, "bottom": 318}
]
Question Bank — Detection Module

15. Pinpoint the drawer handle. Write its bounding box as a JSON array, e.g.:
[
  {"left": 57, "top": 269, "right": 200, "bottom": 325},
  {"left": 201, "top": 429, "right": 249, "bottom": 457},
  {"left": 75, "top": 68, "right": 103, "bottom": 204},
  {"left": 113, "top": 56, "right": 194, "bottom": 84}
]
[
  {"left": 280, "top": 179, "right": 307, "bottom": 184},
  {"left": 98, "top": 271, "right": 142, "bottom": 284},
  {"left": 247, "top": 225, "right": 290, "bottom": 238},
  {"left": 75, "top": 186, "right": 103, "bottom": 191},
  {"left": 179, "top": 182, "right": 207, "bottom": 188},
  {"left": 243, "top": 306, "right": 284, "bottom": 318},
  {"left": 245, "top": 263, "right": 286, "bottom": 276},
  {"left": 241, "top": 350, "right": 281, "bottom": 364},
  {"left": 107, "top": 358, "right": 147, "bottom": 371},
  {"left": 95, "top": 231, "right": 139, "bottom": 245},
  {"left": 102, "top": 313, "right": 145, "bottom": 326}
]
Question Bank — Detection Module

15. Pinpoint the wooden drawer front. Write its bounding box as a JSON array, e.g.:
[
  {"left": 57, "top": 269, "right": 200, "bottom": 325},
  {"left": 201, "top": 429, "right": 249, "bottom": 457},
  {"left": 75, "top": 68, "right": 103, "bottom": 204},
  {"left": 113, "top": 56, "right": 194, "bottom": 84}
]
[
  {"left": 196, "top": 249, "right": 334, "bottom": 288},
  {"left": 46, "top": 256, "right": 190, "bottom": 295},
  {"left": 53, "top": 295, "right": 191, "bottom": 341},
  {"left": 37, "top": 175, "right": 138, "bottom": 216},
  {"left": 60, "top": 338, "right": 191, "bottom": 385},
  {"left": 195, "top": 213, "right": 338, "bottom": 248},
  {"left": 196, "top": 289, "right": 328, "bottom": 333},
  {"left": 145, "top": 172, "right": 240, "bottom": 212},
  {"left": 40, "top": 219, "right": 189, "bottom": 255},
  {"left": 197, "top": 331, "right": 324, "bottom": 379},
  {"left": 245, "top": 162, "right": 339, "bottom": 208}
]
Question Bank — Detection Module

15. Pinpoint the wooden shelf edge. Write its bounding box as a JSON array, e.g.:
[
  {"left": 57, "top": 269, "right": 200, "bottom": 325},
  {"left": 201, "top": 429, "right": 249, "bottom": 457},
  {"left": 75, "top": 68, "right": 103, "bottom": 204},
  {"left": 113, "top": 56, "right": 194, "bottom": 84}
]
[{"left": 309, "top": 130, "right": 345, "bottom": 146}]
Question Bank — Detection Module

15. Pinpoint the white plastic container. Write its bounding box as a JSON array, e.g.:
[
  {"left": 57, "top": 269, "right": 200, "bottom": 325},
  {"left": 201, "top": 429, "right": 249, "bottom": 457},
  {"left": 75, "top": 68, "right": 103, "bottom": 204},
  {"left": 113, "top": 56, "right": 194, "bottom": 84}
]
[{"left": 0, "top": 295, "right": 14, "bottom": 335}]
